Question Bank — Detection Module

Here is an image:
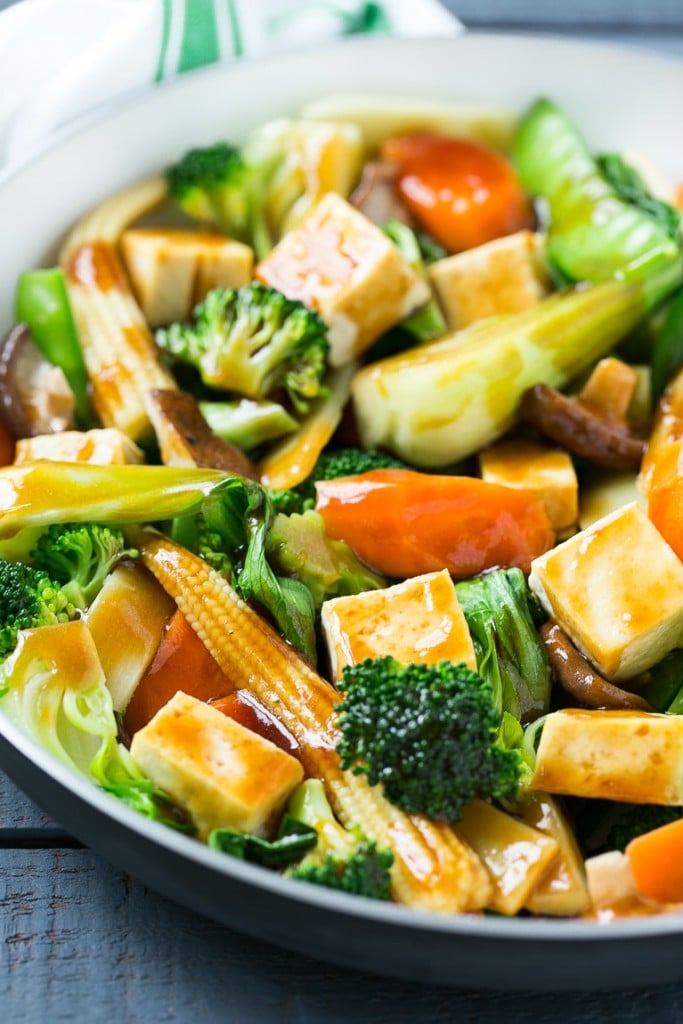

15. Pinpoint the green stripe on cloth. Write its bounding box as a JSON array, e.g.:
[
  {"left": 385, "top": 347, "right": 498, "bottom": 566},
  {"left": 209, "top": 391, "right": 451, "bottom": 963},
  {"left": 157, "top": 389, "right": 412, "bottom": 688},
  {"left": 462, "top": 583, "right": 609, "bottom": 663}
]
[
  {"left": 155, "top": 0, "right": 174, "bottom": 82},
  {"left": 224, "top": 0, "right": 244, "bottom": 57},
  {"left": 177, "top": 0, "right": 220, "bottom": 73}
]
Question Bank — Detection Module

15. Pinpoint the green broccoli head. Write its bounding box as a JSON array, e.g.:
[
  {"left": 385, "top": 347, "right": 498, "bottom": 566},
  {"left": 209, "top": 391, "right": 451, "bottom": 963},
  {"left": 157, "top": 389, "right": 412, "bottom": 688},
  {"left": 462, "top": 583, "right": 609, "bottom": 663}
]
[
  {"left": 166, "top": 142, "right": 252, "bottom": 241},
  {"left": 286, "top": 779, "right": 393, "bottom": 900},
  {"left": 336, "top": 657, "right": 522, "bottom": 823},
  {"left": 156, "top": 283, "right": 329, "bottom": 413},
  {"left": 290, "top": 834, "right": 394, "bottom": 899},
  {"left": 0, "top": 560, "right": 75, "bottom": 660},
  {"left": 32, "top": 523, "right": 137, "bottom": 611}
]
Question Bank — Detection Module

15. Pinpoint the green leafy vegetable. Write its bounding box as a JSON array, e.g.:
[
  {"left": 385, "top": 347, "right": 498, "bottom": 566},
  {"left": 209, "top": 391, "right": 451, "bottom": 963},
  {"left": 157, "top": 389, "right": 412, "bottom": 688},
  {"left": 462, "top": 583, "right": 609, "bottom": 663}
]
[
  {"left": 651, "top": 289, "right": 683, "bottom": 406},
  {"left": 0, "top": 621, "right": 190, "bottom": 830},
  {"left": 514, "top": 98, "right": 683, "bottom": 285},
  {"left": 596, "top": 153, "right": 681, "bottom": 242},
  {"left": 209, "top": 815, "right": 318, "bottom": 867},
  {"left": 455, "top": 568, "right": 551, "bottom": 723},
  {"left": 382, "top": 220, "right": 446, "bottom": 342},
  {"left": 265, "top": 509, "right": 385, "bottom": 609},
  {"left": 285, "top": 779, "right": 393, "bottom": 899}
]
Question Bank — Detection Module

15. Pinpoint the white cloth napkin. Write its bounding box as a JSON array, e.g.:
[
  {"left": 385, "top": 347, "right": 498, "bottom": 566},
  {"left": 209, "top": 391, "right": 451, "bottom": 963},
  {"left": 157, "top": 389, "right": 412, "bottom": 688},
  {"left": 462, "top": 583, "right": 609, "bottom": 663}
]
[{"left": 0, "top": 0, "right": 461, "bottom": 169}]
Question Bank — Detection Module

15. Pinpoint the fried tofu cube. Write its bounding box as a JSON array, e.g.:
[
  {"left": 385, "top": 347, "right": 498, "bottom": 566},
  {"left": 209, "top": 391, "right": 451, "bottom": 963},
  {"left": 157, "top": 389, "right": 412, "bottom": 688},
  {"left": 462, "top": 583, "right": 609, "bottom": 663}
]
[
  {"left": 130, "top": 691, "right": 303, "bottom": 839},
  {"left": 121, "top": 228, "right": 253, "bottom": 328},
  {"left": 529, "top": 502, "right": 683, "bottom": 680},
  {"left": 256, "top": 192, "right": 430, "bottom": 366},
  {"left": 428, "top": 230, "right": 550, "bottom": 330},
  {"left": 532, "top": 708, "right": 683, "bottom": 804},
  {"left": 321, "top": 569, "right": 476, "bottom": 680},
  {"left": 14, "top": 428, "right": 144, "bottom": 465},
  {"left": 478, "top": 439, "right": 578, "bottom": 532},
  {"left": 578, "top": 470, "right": 646, "bottom": 530}
]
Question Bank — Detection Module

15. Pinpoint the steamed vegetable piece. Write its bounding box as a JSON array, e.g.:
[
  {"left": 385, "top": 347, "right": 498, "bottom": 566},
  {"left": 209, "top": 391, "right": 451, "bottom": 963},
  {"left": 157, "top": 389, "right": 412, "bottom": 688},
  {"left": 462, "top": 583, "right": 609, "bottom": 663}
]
[
  {"left": 382, "top": 221, "right": 446, "bottom": 342},
  {"left": 278, "top": 445, "right": 408, "bottom": 514},
  {"left": 208, "top": 815, "right": 318, "bottom": 868},
  {"left": 155, "top": 283, "right": 329, "bottom": 413},
  {"left": 352, "top": 273, "right": 678, "bottom": 467},
  {"left": 454, "top": 568, "right": 551, "bottom": 723},
  {"left": 315, "top": 469, "right": 554, "bottom": 579},
  {"left": 651, "top": 289, "right": 683, "bottom": 406},
  {"left": 198, "top": 398, "right": 297, "bottom": 451},
  {"left": 626, "top": 817, "right": 683, "bottom": 904},
  {"left": 0, "top": 559, "right": 76, "bottom": 659},
  {"left": 137, "top": 531, "right": 493, "bottom": 912},
  {"left": 15, "top": 268, "right": 90, "bottom": 427},
  {"left": 241, "top": 117, "right": 362, "bottom": 237},
  {"left": 514, "top": 98, "right": 683, "bottom": 284},
  {"left": 285, "top": 779, "right": 394, "bottom": 899},
  {"left": 172, "top": 476, "right": 318, "bottom": 662},
  {"left": 0, "top": 620, "right": 189, "bottom": 829},
  {"left": 265, "top": 510, "right": 386, "bottom": 609},
  {"left": 32, "top": 522, "right": 137, "bottom": 610},
  {"left": 59, "top": 176, "right": 177, "bottom": 441},
  {"left": 0, "top": 463, "right": 228, "bottom": 538},
  {"left": 382, "top": 133, "right": 534, "bottom": 253},
  {"left": 335, "top": 657, "right": 522, "bottom": 822}
]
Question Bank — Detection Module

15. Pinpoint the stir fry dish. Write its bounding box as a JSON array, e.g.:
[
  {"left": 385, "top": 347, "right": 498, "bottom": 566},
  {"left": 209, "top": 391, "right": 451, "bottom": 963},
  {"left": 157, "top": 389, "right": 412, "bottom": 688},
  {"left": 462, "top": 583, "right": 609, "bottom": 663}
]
[{"left": 4, "top": 93, "right": 683, "bottom": 922}]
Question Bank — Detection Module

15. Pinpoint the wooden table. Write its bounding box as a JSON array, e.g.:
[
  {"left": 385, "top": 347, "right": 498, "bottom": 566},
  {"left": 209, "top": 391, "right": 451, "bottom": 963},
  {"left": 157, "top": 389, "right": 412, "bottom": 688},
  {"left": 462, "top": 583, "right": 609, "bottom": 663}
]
[{"left": 3, "top": 2, "right": 683, "bottom": 1019}]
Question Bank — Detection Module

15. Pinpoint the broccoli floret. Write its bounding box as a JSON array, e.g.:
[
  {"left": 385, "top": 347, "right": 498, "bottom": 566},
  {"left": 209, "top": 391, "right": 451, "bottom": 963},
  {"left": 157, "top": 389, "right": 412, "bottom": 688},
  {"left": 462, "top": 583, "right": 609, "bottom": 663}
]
[
  {"left": 156, "top": 284, "right": 329, "bottom": 413},
  {"left": 607, "top": 804, "right": 683, "bottom": 852},
  {"left": 265, "top": 510, "right": 385, "bottom": 608},
  {"left": 32, "top": 523, "right": 137, "bottom": 611},
  {"left": 336, "top": 657, "right": 522, "bottom": 822},
  {"left": 288, "top": 446, "right": 408, "bottom": 510},
  {"left": 166, "top": 142, "right": 254, "bottom": 245},
  {"left": 286, "top": 779, "right": 393, "bottom": 900},
  {"left": 0, "top": 560, "right": 75, "bottom": 660}
]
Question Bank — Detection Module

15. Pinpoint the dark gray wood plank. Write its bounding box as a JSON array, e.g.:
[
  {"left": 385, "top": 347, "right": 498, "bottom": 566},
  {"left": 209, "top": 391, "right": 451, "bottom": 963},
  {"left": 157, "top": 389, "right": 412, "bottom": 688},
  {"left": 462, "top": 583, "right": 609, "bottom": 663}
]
[
  {"left": 1, "top": 846, "right": 683, "bottom": 1024},
  {"left": 0, "top": 771, "right": 54, "bottom": 829}
]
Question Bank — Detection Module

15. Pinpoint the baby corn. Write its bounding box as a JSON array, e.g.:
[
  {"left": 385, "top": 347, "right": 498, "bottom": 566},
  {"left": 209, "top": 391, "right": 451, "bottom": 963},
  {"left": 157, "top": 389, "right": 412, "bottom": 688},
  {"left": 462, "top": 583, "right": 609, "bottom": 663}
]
[
  {"left": 138, "top": 531, "right": 492, "bottom": 914},
  {"left": 59, "top": 178, "right": 177, "bottom": 441}
]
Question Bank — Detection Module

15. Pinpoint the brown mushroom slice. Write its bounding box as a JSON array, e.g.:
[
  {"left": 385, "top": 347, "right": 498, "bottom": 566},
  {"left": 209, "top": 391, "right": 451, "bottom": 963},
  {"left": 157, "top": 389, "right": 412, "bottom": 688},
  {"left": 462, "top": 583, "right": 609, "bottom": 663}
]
[
  {"left": 519, "top": 383, "right": 646, "bottom": 471},
  {"left": 350, "top": 159, "right": 413, "bottom": 226},
  {"left": 146, "top": 389, "right": 258, "bottom": 478},
  {"left": 539, "top": 622, "right": 652, "bottom": 712},
  {"left": 0, "top": 323, "right": 76, "bottom": 438}
]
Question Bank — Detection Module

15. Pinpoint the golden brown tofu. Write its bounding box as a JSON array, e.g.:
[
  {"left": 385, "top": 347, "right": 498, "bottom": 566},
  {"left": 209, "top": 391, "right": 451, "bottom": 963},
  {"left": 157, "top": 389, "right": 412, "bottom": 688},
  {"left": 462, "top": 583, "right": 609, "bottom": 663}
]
[
  {"left": 578, "top": 357, "right": 638, "bottom": 421},
  {"left": 478, "top": 439, "right": 578, "bottom": 532},
  {"left": 85, "top": 563, "right": 175, "bottom": 712},
  {"left": 130, "top": 691, "right": 304, "bottom": 839},
  {"left": 14, "top": 428, "right": 144, "bottom": 466},
  {"left": 529, "top": 502, "right": 683, "bottom": 679},
  {"left": 428, "top": 230, "right": 549, "bottom": 330},
  {"left": 532, "top": 708, "right": 683, "bottom": 804},
  {"left": 121, "top": 228, "right": 253, "bottom": 328},
  {"left": 454, "top": 800, "right": 559, "bottom": 916},
  {"left": 520, "top": 794, "right": 590, "bottom": 916},
  {"left": 321, "top": 569, "right": 476, "bottom": 680},
  {"left": 578, "top": 470, "right": 646, "bottom": 530},
  {"left": 256, "top": 193, "right": 429, "bottom": 366}
]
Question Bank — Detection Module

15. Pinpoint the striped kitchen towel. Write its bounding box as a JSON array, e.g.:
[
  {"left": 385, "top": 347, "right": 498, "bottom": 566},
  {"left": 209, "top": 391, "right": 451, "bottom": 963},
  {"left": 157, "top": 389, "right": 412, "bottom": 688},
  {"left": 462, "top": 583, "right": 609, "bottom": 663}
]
[{"left": 0, "top": 0, "right": 460, "bottom": 167}]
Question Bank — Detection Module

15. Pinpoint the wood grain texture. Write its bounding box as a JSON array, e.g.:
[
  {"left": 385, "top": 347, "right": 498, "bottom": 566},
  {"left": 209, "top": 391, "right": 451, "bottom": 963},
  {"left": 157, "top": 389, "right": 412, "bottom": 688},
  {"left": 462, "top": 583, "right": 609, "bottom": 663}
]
[{"left": 1, "top": 845, "right": 682, "bottom": 1024}]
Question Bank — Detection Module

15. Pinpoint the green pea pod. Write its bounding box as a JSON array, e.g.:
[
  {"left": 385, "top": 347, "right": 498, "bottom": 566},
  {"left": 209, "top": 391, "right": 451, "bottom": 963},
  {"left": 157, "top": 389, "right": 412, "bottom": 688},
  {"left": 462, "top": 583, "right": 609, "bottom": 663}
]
[
  {"left": 651, "top": 289, "right": 683, "bottom": 407},
  {"left": 15, "top": 268, "right": 90, "bottom": 427}
]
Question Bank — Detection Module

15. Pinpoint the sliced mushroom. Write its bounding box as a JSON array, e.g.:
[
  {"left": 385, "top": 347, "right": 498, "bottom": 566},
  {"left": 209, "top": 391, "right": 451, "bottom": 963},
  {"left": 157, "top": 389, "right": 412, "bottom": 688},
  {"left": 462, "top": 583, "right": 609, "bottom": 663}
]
[
  {"left": 350, "top": 159, "right": 414, "bottom": 226},
  {"left": 147, "top": 389, "right": 258, "bottom": 478},
  {"left": 0, "top": 323, "right": 76, "bottom": 438},
  {"left": 519, "top": 383, "right": 646, "bottom": 471},
  {"left": 539, "top": 622, "right": 652, "bottom": 712}
]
